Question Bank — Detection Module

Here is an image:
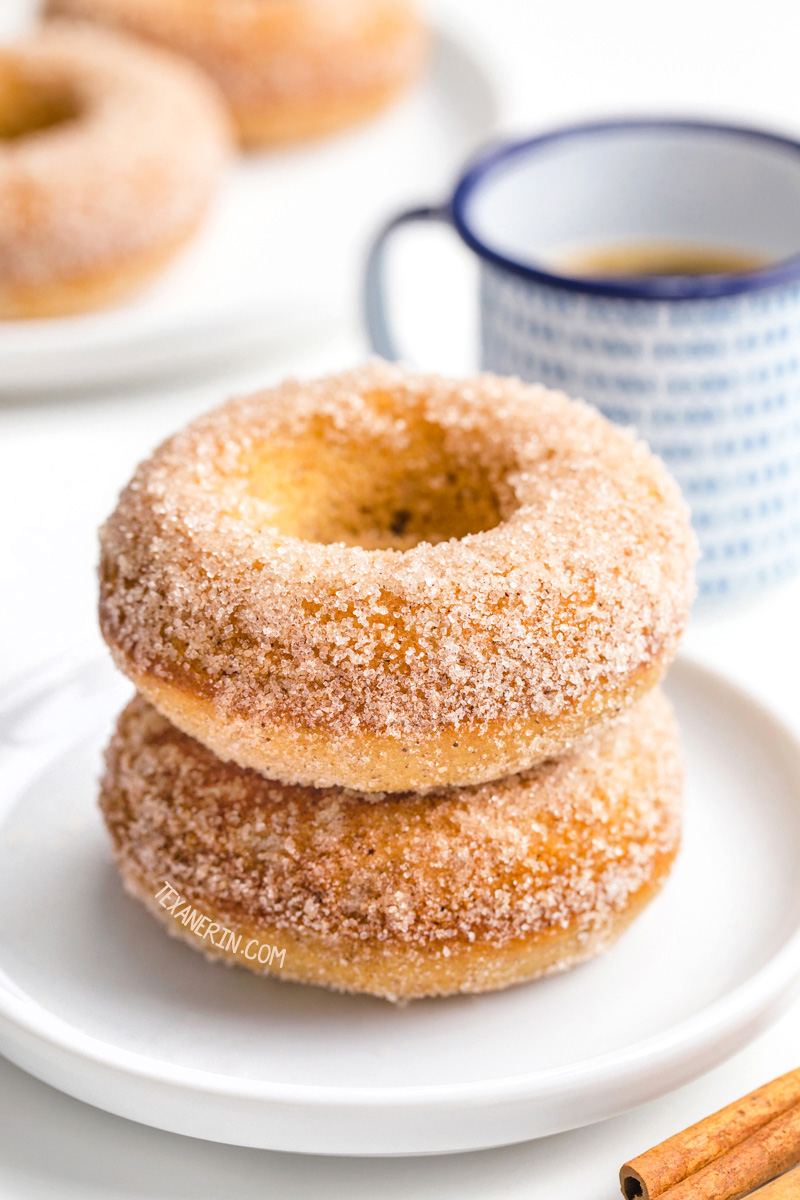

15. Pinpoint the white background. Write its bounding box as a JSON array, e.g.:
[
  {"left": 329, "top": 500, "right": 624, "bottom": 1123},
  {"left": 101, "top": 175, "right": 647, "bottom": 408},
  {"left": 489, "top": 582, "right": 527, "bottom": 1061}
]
[{"left": 2, "top": 0, "right": 800, "bottom": 1195}]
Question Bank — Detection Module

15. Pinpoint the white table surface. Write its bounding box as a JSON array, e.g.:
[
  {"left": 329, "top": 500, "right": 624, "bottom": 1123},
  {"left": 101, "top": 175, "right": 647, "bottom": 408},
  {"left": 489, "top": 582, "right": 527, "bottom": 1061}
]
[{"left": 2, "top": 0, "right": 800, "bottom": 1194}]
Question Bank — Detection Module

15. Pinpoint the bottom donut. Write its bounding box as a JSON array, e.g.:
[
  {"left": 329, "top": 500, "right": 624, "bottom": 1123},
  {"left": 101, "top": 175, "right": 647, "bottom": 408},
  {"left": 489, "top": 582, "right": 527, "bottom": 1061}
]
[{"left": 99, "top": 689, "right": 682, "bottom": 1001}]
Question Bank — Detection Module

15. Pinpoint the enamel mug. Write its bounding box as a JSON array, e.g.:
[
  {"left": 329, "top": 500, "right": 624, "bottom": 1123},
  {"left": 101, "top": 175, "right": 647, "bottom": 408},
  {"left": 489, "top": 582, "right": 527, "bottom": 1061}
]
[{"left": 364, "top": 119, "right": 800, "bottom": 605}]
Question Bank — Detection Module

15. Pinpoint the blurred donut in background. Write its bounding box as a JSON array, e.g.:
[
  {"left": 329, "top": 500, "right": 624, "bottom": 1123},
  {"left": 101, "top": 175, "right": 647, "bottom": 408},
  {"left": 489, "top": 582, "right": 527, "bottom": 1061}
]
[
  {"left": 0, "top": 20, "right": 231, "bottom": 317},
  {"left": 44, "top": 0, "right": 429, "bottom": 147}
]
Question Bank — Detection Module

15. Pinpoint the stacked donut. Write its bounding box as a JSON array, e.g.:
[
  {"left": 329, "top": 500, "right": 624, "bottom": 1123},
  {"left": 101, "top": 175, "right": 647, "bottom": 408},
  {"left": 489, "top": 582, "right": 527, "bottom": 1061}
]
[{"left": 98, "top": 362, "right": 696, "bottom": 1000}]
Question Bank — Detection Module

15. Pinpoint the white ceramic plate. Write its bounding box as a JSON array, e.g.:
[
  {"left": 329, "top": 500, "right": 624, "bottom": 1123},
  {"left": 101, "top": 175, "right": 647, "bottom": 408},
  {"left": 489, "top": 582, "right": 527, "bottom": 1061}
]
[
  {"left": 0, "top": 17, "right": 499, "bottom": 391},
  {"left": 1, "top": 654, "right": 800, "bottom": 1156}
]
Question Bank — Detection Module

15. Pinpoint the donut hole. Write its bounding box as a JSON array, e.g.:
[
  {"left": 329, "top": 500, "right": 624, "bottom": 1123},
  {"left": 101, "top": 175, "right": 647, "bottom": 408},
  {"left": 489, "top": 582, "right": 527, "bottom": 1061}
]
[
  {"left": 241, "top": 405, "right": 514, "bottom": 550},
  {"left": 0, "top": 63, "right": 80, "bottom": 140}
]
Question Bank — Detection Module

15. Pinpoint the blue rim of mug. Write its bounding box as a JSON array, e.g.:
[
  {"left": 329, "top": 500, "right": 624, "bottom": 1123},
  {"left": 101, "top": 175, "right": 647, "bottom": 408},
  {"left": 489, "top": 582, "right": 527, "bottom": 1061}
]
[{"left": 450, "top": 117, "right": 800, "bottom": 300}]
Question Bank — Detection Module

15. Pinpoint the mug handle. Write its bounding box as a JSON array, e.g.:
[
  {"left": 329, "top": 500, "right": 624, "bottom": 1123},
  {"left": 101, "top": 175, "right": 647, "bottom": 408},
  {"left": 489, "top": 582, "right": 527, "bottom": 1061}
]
[{"left": 363, "top": 204, "right": 452, "bottom": 361}]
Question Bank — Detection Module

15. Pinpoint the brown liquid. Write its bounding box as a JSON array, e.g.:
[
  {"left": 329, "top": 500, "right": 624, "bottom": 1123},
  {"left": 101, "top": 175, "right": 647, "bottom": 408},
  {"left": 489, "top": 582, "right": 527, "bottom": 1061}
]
[{"left": 558, "top": 241, "right": 770, "bottom": 279}]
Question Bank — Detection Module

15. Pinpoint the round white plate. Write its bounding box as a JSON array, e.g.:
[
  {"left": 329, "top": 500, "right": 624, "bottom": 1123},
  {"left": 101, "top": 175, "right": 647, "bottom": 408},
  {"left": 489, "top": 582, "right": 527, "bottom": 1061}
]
[
  {"left": 0, "top": 16, "right": 499, "bottom": 391},
  {"left": 1, "top": 654, "right": 800, "bottom": 1156}
]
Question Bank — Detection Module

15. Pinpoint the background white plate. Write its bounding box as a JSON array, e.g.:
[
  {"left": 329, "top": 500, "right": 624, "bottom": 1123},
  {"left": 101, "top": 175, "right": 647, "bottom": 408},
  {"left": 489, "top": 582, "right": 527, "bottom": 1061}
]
[
  {"left": 0, "top": 12, "right": 499, "bottom": 392},
  {"left": 1, "top": 655, "right": 800, "bottom": 1155}
]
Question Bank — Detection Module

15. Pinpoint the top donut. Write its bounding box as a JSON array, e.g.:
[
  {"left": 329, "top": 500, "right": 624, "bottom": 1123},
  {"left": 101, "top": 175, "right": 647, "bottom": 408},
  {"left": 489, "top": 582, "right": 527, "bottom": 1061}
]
[{"left": 99, "top": 362, "right": 696, "bottom": 792}]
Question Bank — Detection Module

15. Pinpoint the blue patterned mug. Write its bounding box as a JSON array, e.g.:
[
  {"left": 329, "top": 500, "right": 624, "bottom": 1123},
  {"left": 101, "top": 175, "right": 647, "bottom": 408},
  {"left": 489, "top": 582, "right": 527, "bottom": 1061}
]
[{"left": 364, "top": 119, "right": 800, "bottom": 605}]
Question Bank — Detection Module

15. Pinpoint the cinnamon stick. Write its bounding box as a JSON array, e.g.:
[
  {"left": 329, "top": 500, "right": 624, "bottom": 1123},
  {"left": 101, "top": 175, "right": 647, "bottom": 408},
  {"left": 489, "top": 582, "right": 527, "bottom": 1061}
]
[
  {"left": 748, "top": 1165, "right": 800, "bottom": 1198},
  {"left": 620, "top": 1068, "right": 800, "bottom": 1200},
  {"left": 657, "top": 1101, "right": 800, "bottom": 1200}
]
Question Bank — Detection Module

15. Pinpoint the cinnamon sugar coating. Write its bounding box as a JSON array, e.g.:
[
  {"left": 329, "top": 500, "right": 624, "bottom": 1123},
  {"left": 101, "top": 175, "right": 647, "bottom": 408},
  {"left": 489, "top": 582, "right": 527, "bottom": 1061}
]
[
  {"left": 99, "top": 363, "right": 696, "bottom": 791},
  {"left": 100, "top": 689, "right": 682, "bottom": 998},
  {"left": 0, "top": 21, "right": 230, "bottom": 307},
  {"left": 45, "top": 0, "right": 428, "bottom": 146}
]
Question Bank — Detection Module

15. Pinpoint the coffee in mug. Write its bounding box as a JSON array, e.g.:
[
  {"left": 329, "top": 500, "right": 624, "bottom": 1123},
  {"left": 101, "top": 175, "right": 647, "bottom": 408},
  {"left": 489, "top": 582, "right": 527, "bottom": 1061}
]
[{"left": 557, "top": 241, "right": 769, "bottom": 279}]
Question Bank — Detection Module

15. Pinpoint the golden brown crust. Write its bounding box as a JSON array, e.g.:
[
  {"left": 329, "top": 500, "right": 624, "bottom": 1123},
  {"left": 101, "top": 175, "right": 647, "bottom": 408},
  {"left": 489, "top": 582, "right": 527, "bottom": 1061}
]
[
  {"left": 121, "top": 655, "right": 669, "bottom": 794},
  {"left": 125, "top": 874, "right": 671, "bottom": 1001},
  {"left": 99, "top": 689, "right": 683, "bottom": 1000},
  {"left": 45, "top": 0, "right": 428, "bottom": 146},
  {"left": 99, "top": 363, "right": 696, "bottom": 791},
  {"left": 0, "top": 22, "right": 230, "bottom": 316}
]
